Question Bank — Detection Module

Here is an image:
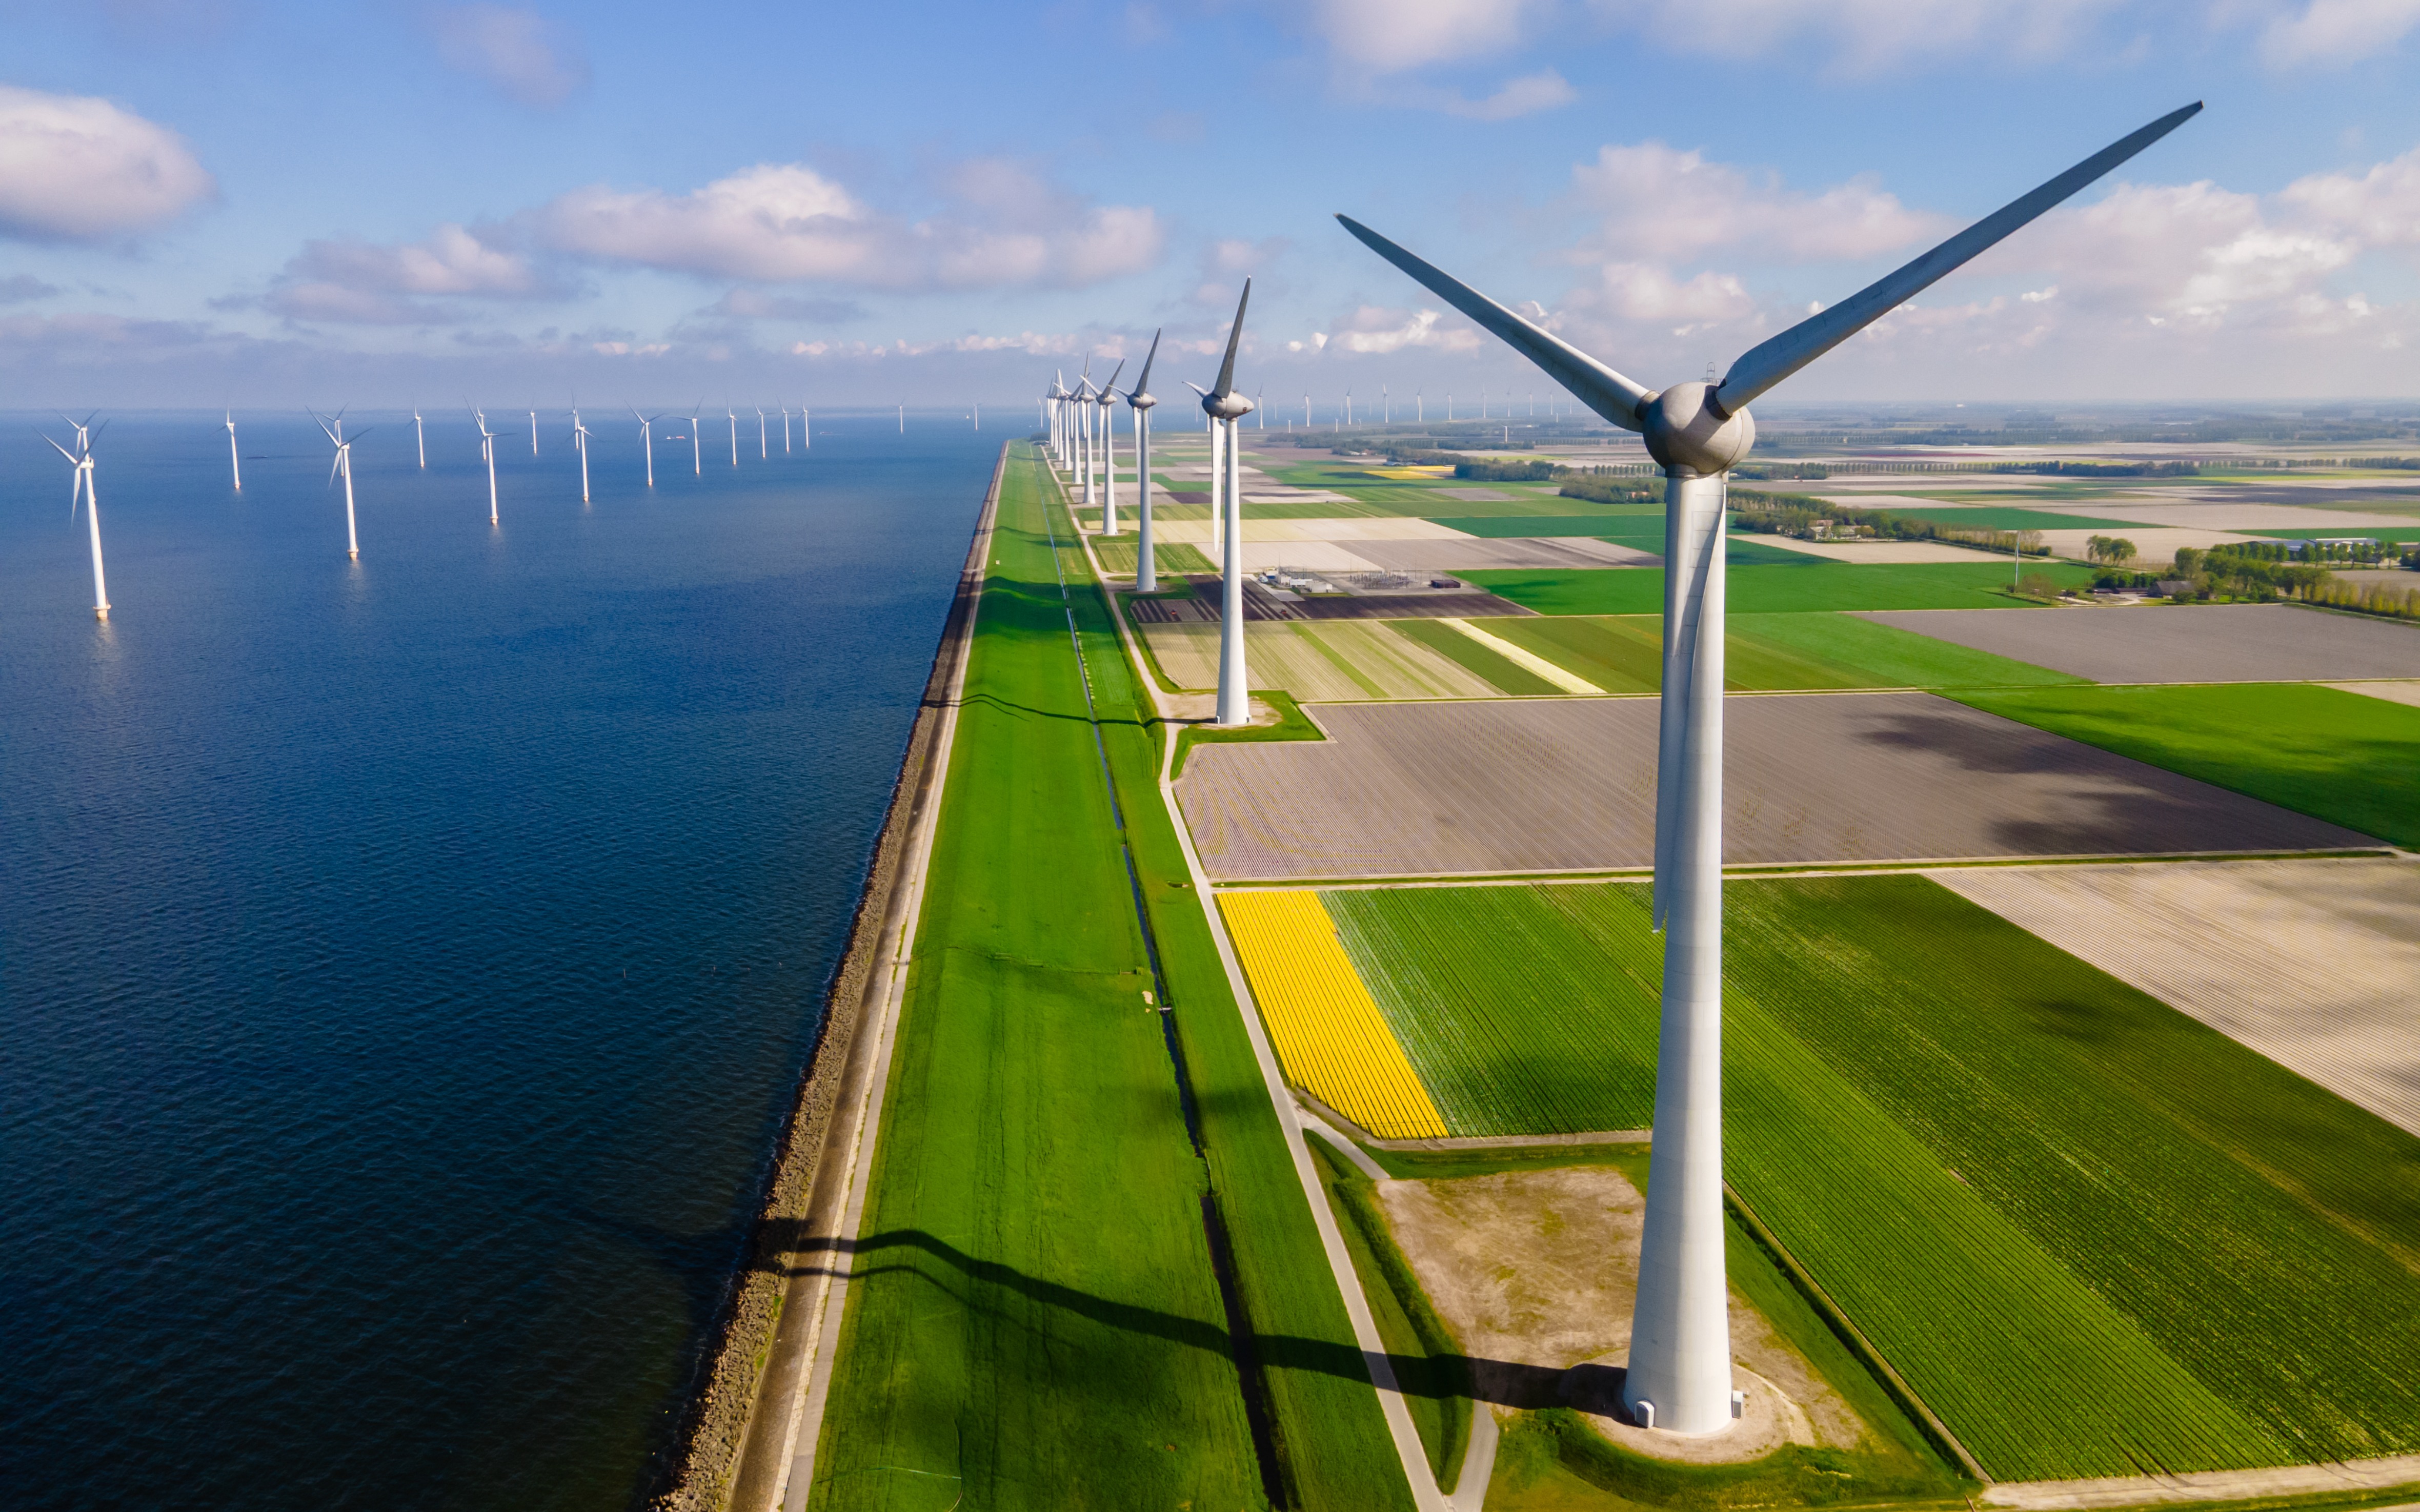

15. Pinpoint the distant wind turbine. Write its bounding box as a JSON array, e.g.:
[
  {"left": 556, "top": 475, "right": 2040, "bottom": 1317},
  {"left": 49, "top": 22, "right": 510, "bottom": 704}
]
[
  {"left": 1095, "top": 359, "right": 1125, "bottom": 535},
  {"left": 225, "top": 409, "right": 242, "bottom": 491},
  {"left": 634, "top": 408, "right": 660, "bottom": 486},
  {"left": 414, "top": 404, "right": 426, "bottom": 468},
  {"left": 572, "top": 406, "right": 592, "bottom": 503},
  {"left": 781, "top": 405, "right": 793, "bottom": 454},
  {"left": 529, "top": 404, "right": 539, "bottom": 455},
  {"left": 897, "top": 401, "right": 904, "bottom": 434},
  {"left": 1337, "top": 98, "right": 2202, "bottom": 1439},
  {"left": 803, "top": 407, "right": 811, "bottom": 449},
  {"left": 41, "top": 421, "right": 109, "bottom": 619},
  {"left": 689, "top": 404, "right": 703, "bottom": 475},
  {"left": 727, "top": 406, "right": 739, "bottom": 467},
  {"left": 1124, "top": 330, "right": 1162, "bottom": 591},
  {"left": 1186, "top": 280, "right": 1256, "bottom": 727},
  {"left": 311, "top": 408, "right": 367, "bottom": 559},
  {"left": 470, "top": 402, "right": 501, "bottom": 525},
  {"left": 756, "top": 405, "right": 768, "bottom": 459}
]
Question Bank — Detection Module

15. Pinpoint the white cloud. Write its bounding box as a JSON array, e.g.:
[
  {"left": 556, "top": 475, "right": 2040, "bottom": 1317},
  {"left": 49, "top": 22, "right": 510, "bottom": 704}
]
[
  {"left": 537, "top": 160, "right": 1164, "bottom": 292},
  {"left": 0, "top": 85, "right": 215, "bottom": 241},
  {"left": 1433, "top": 69, "right": 1576, "bottom": 119},
  {"left": 1598, "top": 0, "right": 2115, "bottom": 72},
  {"left": 1306, "top": 0, "right": 1546, "bottom": 71},
  {"left": 429, "top": 6, "right": 591, "bottom": 108},
  {"left": 2261, "top": 0, "right": 2420, "bottom": 64},
  {"left": 1326, "top": 304, "right": 1485, "bottom": 353},
  {"left": 2277, "top": 145, "right": 2420, "bottom": 245},
  {"left": 1570, "top": 141, "right": 1947, "bottom": 263},
  {"left": 264, "top": 222, "right": 544, "bottom": 325}
]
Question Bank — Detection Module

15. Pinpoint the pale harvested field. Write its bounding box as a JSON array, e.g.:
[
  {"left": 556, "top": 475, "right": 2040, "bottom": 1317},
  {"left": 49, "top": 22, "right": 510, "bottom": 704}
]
[
  {"left": 2031, "top": 527, "right": 2256, "bottom": 565},
  {"left": 1353, "top": 536, "right": 1658, "bottom": 570},
  {"left": 1141, "top": 620, "right": 1497, "bottom": 699},
  {"left": 1177, "top": 693, "right": 2369, "bottom": 878},
  {"left": 2333, "top": 680, "right": 2420, "bottom": 708},
  {"left": 1755, "top": 536, "right": 2013, "bottom": 564},
  {"left": 1930, "top": 859, "right": 2420, "bottom": 1137},
  {"left": 1144, "top": 516, "right": 1473, "bottom": 545},
  {"left": 1860, "top": 604, "right": 2420, "bottom": 682},
  {"left": 2066, "top": 502, "right": 2417, "bottom": 531},
  {"left": 1236, "top": 541, "right": 1380, "bottom": 574}
]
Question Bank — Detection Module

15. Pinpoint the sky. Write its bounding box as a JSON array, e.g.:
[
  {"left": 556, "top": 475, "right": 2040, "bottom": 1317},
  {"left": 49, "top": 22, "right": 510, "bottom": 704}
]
[{"left": 3, "top": 0, "right": 2418, "bottom": 412}]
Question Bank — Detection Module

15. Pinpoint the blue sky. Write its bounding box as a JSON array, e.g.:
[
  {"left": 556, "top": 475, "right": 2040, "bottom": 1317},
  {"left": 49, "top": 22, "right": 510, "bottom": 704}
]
[{"left": 4, "top": 0, "right": 2418, "bottom": 410}]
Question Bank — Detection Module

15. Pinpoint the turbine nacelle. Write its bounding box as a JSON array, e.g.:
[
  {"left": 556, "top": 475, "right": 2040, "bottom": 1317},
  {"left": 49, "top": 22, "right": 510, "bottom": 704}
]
[
  {"left": 1640, "top": 383, "right": 1755, "bottom": 477},
  {"left": 1200, "top": 389, "right": 1255, "bottom": 422}
]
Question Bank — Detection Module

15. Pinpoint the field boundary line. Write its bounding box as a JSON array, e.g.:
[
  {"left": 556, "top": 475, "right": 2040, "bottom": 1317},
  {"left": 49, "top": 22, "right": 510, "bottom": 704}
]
[
  {"left": 759, "top": 444, "right": 1006, "bottom": 1512},
  {"left": 1294, "top": 1087, "right": 1651, "bottom": 1153},
  {"left": 1066, "top": 468, "right": 1453, "bottom": 1511},
  {"left": 1983, "top": 1457, "right": 2420, "bottom": 1510},
  {"left": 1435, "top": 617, "right": 1605, "bottom": 693},
  {"left": 1723, "top": 1181, "right": 1989, "bottom": 1484}
]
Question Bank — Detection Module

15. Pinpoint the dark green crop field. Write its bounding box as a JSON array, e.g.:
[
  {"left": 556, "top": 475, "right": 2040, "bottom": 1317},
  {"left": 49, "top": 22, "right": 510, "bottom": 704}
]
[
  {"left": 1430, "top": 511, "right": 1663, "bottom": 538},
  {"left": 1958, "top": 682, "right": 2420, "bottom": 846},
  {"left": 1463, "top": 612, "right": 2083, "bottom": 692},
  {"left": 1463, "top": 561, "right": 2096, "bottom": 616},
  {"left": 1320, "top": 876, "right": 2420, "bottom": 1481},
  {"left": 812, "top": 449, "right": 1411, "bottom": 1510},
  {"left": 1859, "top": 505, "right": 2147, "bottom": 532}
]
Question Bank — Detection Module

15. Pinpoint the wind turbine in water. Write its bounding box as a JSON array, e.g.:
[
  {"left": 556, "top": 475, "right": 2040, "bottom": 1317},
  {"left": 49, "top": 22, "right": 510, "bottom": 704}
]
[
  {"left": 1124, "top": 331, "right": 1163, "bottom": 590},
  {"left": 225, "top": 410, "right": 242, "bottom": 490},
  {"left": 1094, "top": 359, "right": 1125, "bottom": 534},
  {"left": 727, "top": 406, "right": 740, "bottom": 467},
  {"left": 414, "top": 405, "right": 427, "bottom": 468},
  {"left": 470, "top": 402, "right": 501, "bottom": 526},
  {"left": 1186, "top": 281, "right": 1256, "bottom": 727},
  {"left": 572, "top": 407, "right": 593, "bottom": 503},
  {"left": 41, "top": 420, "right": 109, "bottom": 619},
  {"left": 688, "top": 405, "right": 703, "bottom": 475},
  {"left": 634, "top": 409, "right": 661, "bottom": 486},
  {"left": 781, "top": 405, "right": 793, "bottom": 454},
  {"left": 529, "top": 404, "right": 539, "bottom": 456},
  {"left": 756, "top": 405, "right": 768, "bottom": 460},
  {"left": 311, "top": 409, "right": 368, "bottom": 559},
  {"left": 1338, "top": 100, "right": 2202, "bottom": 1438}
]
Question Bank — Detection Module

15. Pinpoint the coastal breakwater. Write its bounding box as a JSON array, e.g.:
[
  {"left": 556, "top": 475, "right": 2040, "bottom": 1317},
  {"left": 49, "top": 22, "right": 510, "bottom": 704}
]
[{"left": 653, "top": 443, "right": 1009, "bottom": 1512}]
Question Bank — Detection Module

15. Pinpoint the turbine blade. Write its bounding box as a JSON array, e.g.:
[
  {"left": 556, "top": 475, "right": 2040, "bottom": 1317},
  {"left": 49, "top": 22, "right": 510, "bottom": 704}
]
[
  {"left": 1211, "top": 279, "right": 1250, "bottom": 398},
  {"left": 1132, "top": 329, "right": 1162, "bottom": 398},
  {"left": 1334, "top": 215, "right": 1650, "bottom": 432},
  {"left": 41, "top": 431, "right": 78, "bottom": 463},
  {"left": 1716, "top": 102, "right": 2203, "bottom": 413},
  {"left": 1183, "top": 380, "right": 1210, "bottom": 397},
  {"left": 313, "top": 411, "right": 341, "bottom": 444},
  {"left": 1103, "top": 358, "right": 1125, "bottom": 397}
]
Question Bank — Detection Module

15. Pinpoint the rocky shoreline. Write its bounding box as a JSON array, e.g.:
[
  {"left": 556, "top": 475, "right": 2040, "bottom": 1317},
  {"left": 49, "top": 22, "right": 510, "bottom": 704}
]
[{"left": 650, "top": 444, "right": 1008, "bottom": 1512}]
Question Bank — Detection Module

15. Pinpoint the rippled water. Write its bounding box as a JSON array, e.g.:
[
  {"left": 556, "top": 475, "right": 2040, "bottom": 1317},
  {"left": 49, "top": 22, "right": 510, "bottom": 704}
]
[{"left": 0, "top": 411, "right": 999, "bottom": 1509}]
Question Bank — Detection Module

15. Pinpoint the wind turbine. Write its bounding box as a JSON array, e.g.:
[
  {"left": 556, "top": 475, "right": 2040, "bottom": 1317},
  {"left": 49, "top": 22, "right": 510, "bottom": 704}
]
[
  {"left": 1186, "top": 281, "right": 1256, "bottom": 727},
  {"left": 1383, "top": 384, "right": 1390, "bottom": 426},
  {"left": 1345, "top": 390, "right": 1354, "bottom": 427},
  {"left": 728, "top": 405, "right": 740, "bottom": 466},
  {"left": 41, "top": 422, "right": 108, "bottom": 619},
  {"left": 470, "top": 402, "right": 501, "bottom": 526},
  {"left": 572, "top": 406, "right": 593, "bottom": 503},
  {"left": 1336, "top": 99, "right": 2202, "bottom": 1439},
  {"left": 897, "top": 401, "right": 904, "bottom": 434},
  {"left": 1094, "top": 359, "right": 1125, "bottom": 534},
  {"left": 1256, "top": 385, "right": 1265, "bottom": 428},
  {"left": 311, "top": 408, "right": 367, "bottom": 559},
  {"left": 529, "top": 404, "right": 539, "bottom": 456},
  {"left": 1073, "top": 363, "right": 1097, "bottom": 507},
  {"left": 1125, "top": 330, "right": 1162, "bottom": 591},
  {"left": 803, "top": 407, "right": 811, "bottom": 449},
  {"left": 756, "top": 405, "right": 768, "bottom": 459},
  {"left": 225, "top": 410, "right": 242, "bottom": 491},
  {"left": 689, "top": 405, "right": 703, "bottom": 475},
  {"left": 635, "top": 408, "right": 660, "bottom": 486},
  {"left": 413, "top": 404, "right": 426, "bottom": 468},
  {"left": 781, "top": 405, "right": 793, "bottom": 454}
]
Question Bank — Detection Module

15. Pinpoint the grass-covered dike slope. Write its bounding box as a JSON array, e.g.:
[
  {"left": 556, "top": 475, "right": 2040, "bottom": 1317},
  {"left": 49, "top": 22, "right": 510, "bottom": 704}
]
[{"left": 808, "top": 448, "right": 1412, "bottom": 1509}]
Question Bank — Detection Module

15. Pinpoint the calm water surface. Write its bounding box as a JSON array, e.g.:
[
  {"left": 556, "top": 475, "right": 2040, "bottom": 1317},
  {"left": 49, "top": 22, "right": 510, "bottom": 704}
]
[{"left": 0, "top": 412, "right": 999, "bottom": 1509}]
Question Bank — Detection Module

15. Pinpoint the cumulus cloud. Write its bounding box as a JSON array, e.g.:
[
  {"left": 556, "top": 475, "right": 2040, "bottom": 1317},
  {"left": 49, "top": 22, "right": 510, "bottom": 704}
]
[
  {"left": 1428, "top": 69, "right": 1576, "bottom": 119},
  {"left": 263, "top": 222, "right": 546, "bottom": 324},
  {"left": 1324, "top": 304, "right": 1486, "bottom": 354},
  {"left": 2261, "top": 0, "right": 2420, "bottom": 64},
  {"left": 1306, "top": 0, "right": 1547, "bottom": 71},
  {"left": 536, "top": 159, "right": 1165, "bottom": 291},
  {"left": 0, "top": 85, "right": 216, "bottom": 241},
  {"left": 1597, "top": 0, "right": 2115, "bottom": 72},
  {"left": 1570, "top": 141, "right": 1948, "bottom": 263},
  {"left": 428, "top": 5, "right": 591, "bottom": 108}
]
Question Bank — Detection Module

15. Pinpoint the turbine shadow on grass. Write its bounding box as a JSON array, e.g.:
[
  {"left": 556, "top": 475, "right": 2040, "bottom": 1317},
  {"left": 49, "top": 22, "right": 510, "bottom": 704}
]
[{"left": 761, "top": 1222, "right": 1567, "bottom": 1405}]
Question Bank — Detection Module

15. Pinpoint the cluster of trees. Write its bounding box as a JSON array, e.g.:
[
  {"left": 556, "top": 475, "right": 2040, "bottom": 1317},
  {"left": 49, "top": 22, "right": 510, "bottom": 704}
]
[
  {"left": 1453, "top": 458, "right": 1559, "bottom": 482},
  {"left": 1986, "top": 460, "right": 2202, "bottom": 477},
  {"left": 1732, "top": 463, "right": 1832, "bottom": 480},
  {"left": 2084, "top": 535, "right": 2139, "bottom": 565},
  {"left": 1725, "top": 489, "right": 2041, "bottom": 555},
  {"left": 2217, "top": 538, "right": 2399, "bottom": 565},
  {"left": 1558, "top": 474, "right": 1664, "bottom": 506},
  {"left": 2307, "top": 578, "right": 2420, "bottom": 619}
]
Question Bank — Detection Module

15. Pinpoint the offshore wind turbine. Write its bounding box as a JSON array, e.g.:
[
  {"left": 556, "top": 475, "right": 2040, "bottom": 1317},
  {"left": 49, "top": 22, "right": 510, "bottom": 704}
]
[
  {"left": 1337, "top": 100, "right": 2201, "bottom": 1439},
  {"left": 1094, "top": 359, "right": 1125, "bottom": 534},
  {"left": 311, "top": 409, "right": 367, "bottom": 559},
  {"left": 635, "top": 409, "right": 660, "bottom": 486},
  {"left": 781, "top": 405, "right": 793, "bottom": 454},
  {"left": 529, "top": 404, "right": 539, "bottom": 455},
  {"left": 1124, "top": 330, "right": 1162, "bottom": 591},
  {"left": 803, "top": 407, "right": 811, "bottom": 449},
  {"left": 41, "top": 423, "right": 108, "bottom": 619},
  {"left": 756, "top": 405, "right": 768, "bottom": 459},
  {"left": 572, "top": 407, "right": 593, "bottom": 503},
  {"left": 728, "top": 406, "right": 740, "bottom": 466},
  {"left": 414, "top": 404, "right": 426, "bottom": 467},
  {"left": 689, "top": 405, "right": 703, "bottom": 475},
  {"left": 225, "top": 410, "right": 242, "bottom": 490},
  {"left": 1187, "top": 281, "right": 1256, "bottom": 727},
  {"left": 471, "top": 403, "right": 501, "bottom": 525}
]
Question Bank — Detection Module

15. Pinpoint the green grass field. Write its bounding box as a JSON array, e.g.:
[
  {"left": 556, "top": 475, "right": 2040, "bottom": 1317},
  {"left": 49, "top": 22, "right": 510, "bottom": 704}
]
[
  {"left": 1463, "top": 561, "right": 2096, "bottom": 616},
  {"left": 1318, "top": 876, "right": 2420, "bottom": 1481},
  {"left": 812, "top": 449, "right": 1412, "bottom": 1510},
  {"left": 1388, "top": 618, "right": 1565, "bottom": 695},
  {"left": 1092, "top": 537, "right": 1216, "bottom": 575},
  {"left": 1462, "top": 612, "right": 2084, "bottom": 692},
  {"left": 1431, "top": 511, "right": 1662, "bottom": 538},
  {"left": 1955, "top": 682, "right": 2420, "bottom": 846}
]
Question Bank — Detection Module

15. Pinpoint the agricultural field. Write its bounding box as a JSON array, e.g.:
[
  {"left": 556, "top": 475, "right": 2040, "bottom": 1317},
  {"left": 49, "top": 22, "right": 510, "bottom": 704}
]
[
  {"left": 1845, "top": 504, "right": 2152, "bottom": 532},
  {"left": 1470, "top": 612, "right": 2084, "bottom": 692},
  {"left": 1930, "top": 857, "right": 2420, "bottom": 1136},
  {"left": 1958, "top": 682, "right": 2420, "bottom": 845},
  {"left": 1176, "top": 693, "right": 2365, "bottom": 879},
  {"left": 1863, "top": 603, "right": 2420, "bottom": 684},
  {"left": 1464, "top": 561, "right": 2097, "bottom": 616},
  {"left": 1138, "top": 619, "right": 1502, "bottom": 699},
  {"left": 1388, "top": 618, "right": 1565, "bottom": 695},
  {"left": 1429, "top": 510, "right": 1662, "bottom": 538},
  {"left": 1091, "top": 537, "right": 1216, "bottom": 576},
  {"left": 1294, "top": 875, "right": 2420, "bottom": 1481}
]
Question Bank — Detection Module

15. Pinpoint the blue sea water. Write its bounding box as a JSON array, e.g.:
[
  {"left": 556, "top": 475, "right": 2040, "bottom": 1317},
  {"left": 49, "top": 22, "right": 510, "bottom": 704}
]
[{"left": 0, "top": 411, "right": 1000, "bottom": 1509}]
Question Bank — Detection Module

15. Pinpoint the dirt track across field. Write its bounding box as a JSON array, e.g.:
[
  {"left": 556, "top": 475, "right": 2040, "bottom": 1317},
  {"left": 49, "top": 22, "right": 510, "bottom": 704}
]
[
  {"left": 1859, "top": 603, "right": 2420, "bottom": 683},
  {"left": 1176, "top": 692, "right": 2373, "bottom": 879}
]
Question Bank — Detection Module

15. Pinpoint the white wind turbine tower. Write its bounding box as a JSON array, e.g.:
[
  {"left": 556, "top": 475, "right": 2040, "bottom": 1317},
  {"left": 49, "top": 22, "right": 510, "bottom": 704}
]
[
  {"left": 529, "top": 404, "right": 539, "bottom": 456},
  {"left": 1073, "top": 363, "right": 1097, "bottom": 505},
  {"left": 756, "top": 405, "right": 768, "bottom": 459},
  {"left": 1344, "top": 390, "right": 1354, "bottom": 427},
  {"left": 781, "top": 405, "right": 793, "bottom": 454},
  {"left": 414, "top": 405, "right": 427, "bottom": 468},
  {"left": 572, "top": 407, "right": 593, "bottom": 503},
  {"left": 225, "top": 410, "right": 242, "bottom": 491},
  {"left": 471, "top": 403, "right": 501, "bottom": 526},
  {"left": 1338, "top": 100, "right": 2201, "bottom": 1439},
  {"left": 42, "top": 422, "right": 109, "bottom": 620},
  {"left": 803, "top": 407, "right": 812, "bottom": 448},
  {"left": 1124, "top": 330, "right": 1163, "bottom": 591},
  {"left": 1093, "top": 359, "right": 1125, "bottom": 534},
  {"left": 727, "top": 406, "right": 740, "bottom": 466},
  {"left": 688, "top": 405, "right": 704, "bottom": 475},
  {"left": 1186, "top": 281, "right": 1256, "bottom": 727},
  {"left": 1382, "top": 384, "right": 1390, "bottom": 426},
  {"left": 311, "top": 409, "right": 367, "bottom": 559},
  {"left": 635, "top": 409, "right": 661, "bottom": 486}
]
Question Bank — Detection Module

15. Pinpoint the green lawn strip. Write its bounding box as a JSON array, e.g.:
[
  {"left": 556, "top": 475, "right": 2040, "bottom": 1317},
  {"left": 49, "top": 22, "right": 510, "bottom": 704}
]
[
  {"left": 1469, "top": 616, "right": 1661, "bottom": 694},
  {"left": 1727, "top": 614, "right": 2088, "bottom": 689},
  {"left": 1954, "top": 683, "right": 2420, "bottom": 846},
  {"left": 1169, "top": 688, "right": 1324, "bottom": 779},
  {"left": 1060, "top": 463, "right": 1421, "bottom": 1509},
  {"left": 1094, "top": 538, "right": 1217, "bottom": 576},
  {"left": 1318, "top": 878, "right": 2415, "bottom": 1479},
  {"left": 809, "top": 453, "right": 1262, "bottom": 1511},
  {"left": 1463, "top": 561, "right": 2096, "bottom": 616},
  {"left": 1304, "top": 1139, "right": 1471, "bottom": 1491},
  {"left": 1387, "top": 618, "right": 1565, "bottom": 695}
]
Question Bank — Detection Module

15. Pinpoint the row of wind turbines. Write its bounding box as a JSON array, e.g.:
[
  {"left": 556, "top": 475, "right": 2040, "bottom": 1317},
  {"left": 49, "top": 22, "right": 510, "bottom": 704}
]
[
  {"left": 1045, "top": 104, "right": 2201, "bottom": 1444},
  {"left": 34, "top": 401, "right": 822, "bottom": 621}
]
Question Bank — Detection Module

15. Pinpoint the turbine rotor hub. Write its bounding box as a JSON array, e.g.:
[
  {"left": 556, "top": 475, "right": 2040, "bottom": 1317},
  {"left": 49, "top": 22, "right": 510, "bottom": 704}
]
[
  {"left": 1202, "top": 392, "right": 1255, "bottom": 422},
  {"left": 1640, "top": 381, "right": 1754, "bottom": 476}
]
